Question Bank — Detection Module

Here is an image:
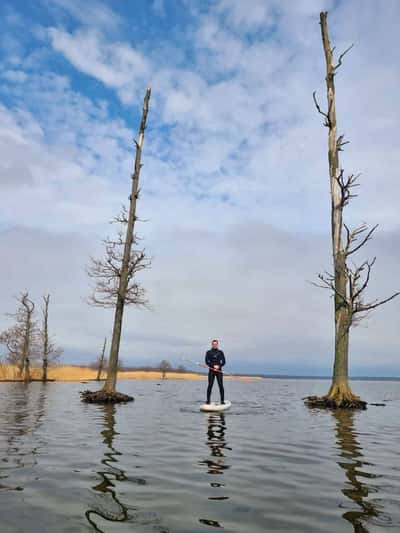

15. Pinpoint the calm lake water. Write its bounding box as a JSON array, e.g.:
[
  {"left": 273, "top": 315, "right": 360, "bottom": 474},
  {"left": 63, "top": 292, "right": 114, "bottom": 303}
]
[{"left": 0, "top": 378, "right": 399, "bottom": 532}]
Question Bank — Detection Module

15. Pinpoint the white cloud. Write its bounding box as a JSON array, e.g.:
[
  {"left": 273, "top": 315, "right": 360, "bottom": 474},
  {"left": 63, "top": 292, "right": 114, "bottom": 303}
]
[
  {"left": 47, "top": 27, "right": 151, "bottom": 103},
  {"left": 45, "top": 0, "right": 123, "bottom": 30}
]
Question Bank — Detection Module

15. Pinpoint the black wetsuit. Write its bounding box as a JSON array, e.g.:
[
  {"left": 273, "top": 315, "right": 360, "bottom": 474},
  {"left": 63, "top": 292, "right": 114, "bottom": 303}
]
[{"left": 205, "top": 349, "right": 226, "bottom": 403}]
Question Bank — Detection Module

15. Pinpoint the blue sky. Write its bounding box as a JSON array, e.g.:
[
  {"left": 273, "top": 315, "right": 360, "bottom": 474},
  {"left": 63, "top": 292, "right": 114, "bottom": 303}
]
[{"left": 0, "top": 0, "right": 399, "bottom": 376}]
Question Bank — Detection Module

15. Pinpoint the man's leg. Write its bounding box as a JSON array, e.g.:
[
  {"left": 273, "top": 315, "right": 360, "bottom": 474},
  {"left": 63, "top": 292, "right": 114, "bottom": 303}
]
[
  {"left": 207, "top": 371, "right": 215, "bottom": 403},
  {"left": 216, "top": 372, "right": 224, "bottom": 403}
]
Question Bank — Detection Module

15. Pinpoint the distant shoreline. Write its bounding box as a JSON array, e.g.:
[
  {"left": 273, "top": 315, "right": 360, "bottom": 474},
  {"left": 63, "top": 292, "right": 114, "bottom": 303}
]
[
  {"left": 262, "top": 374, "right": 400, "bottom": 382},
  {"left": 1, "top": 365, "right": 398, "bottom": 383},
  {"left": 0, "top": 364, "right": 262, "bottom": 382}
]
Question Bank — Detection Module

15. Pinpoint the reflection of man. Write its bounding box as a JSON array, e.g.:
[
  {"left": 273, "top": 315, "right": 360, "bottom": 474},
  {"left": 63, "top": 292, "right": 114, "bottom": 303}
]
[
  {"left": 199, "top": 413, "right": 230, "bottom": 477},
  {"left": 205, "top": 339, "right": 225, "bottom": 404}
]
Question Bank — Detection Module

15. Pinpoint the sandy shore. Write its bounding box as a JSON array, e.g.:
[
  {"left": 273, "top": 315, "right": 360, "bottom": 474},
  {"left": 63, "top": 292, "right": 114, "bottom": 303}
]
[{"left": 0, "top": 364, "right": 262, "bottom": 382}]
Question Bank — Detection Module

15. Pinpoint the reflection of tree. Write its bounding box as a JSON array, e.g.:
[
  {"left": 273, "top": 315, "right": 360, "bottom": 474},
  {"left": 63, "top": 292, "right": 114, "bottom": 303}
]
[
  {"left": 198, "top": 413, "right": 231, "bottom": 528},
  {"left": 333, "top": 409, "right": 381, "bottom": 532},
  {"left": 0, "top": 383, "right": 46, "bottom": 489},
  {"left": 85, "top": 405, "right": 129, "bottom": 532}
]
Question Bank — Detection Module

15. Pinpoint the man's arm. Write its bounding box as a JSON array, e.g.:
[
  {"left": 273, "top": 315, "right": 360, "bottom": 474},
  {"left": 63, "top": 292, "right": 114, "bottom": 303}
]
[
  {"left": 220, "top": 351, "right": 226, "bottom": 367},
  {"left": 205, "top": 351, "right": 211, "bottom": 367}
]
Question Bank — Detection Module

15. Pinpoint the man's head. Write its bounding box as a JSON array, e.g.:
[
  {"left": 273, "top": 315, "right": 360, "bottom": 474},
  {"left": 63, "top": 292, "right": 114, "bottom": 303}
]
[{"left": 211, "top": 339, "right": 219, "bottom": 349}]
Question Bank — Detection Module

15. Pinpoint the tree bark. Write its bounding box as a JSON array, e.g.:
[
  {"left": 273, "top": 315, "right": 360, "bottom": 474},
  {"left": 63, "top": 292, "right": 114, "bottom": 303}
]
[
  {"left": 21, "top": 295, "right": 34, "bottom": 384},
  {"left": 319, "top": 12, "right": 358, "bottom": 404},
  {"left": 42, "top": 295, "right": 50, "bottom": 382},
  {"left": 96, "top": 337, "right": 107, "bottom": 381},
  {"left": 102, "top": 88, "right": 151, "bottom": 395}
]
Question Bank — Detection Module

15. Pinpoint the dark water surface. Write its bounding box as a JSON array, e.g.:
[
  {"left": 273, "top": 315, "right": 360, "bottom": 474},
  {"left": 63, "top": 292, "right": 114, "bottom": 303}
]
[{"left": 0, "top": 379, "right": 399, "bottom": 532}]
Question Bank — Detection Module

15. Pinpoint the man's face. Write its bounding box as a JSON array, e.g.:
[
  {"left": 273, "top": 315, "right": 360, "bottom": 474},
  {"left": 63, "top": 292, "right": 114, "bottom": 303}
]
[{"left": 212, "top": 341, "right": 218, "bottom": 349}]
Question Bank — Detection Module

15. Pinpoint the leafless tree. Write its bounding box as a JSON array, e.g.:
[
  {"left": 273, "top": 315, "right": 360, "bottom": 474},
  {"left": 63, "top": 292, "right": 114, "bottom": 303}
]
[
  {"left": 0, "top": 292, "right": 39, "bottom": 383},
  {"left": 305, "top": 12, "right": 399, "bottom": 409},
  {"left": 87, "top": 207, "right": 150, "bottom": 309},
  {"left": 159, "top": 359, "right": 172, "bottom": 379},
  {"left": 40, "top": 294, "right": 63, "bottom": 382},
  {"left": 0, "top": 323, "right": 25, "bottom": 377},
  {"left": 82, "top": 88, "right": 152, "bottom": 403}
]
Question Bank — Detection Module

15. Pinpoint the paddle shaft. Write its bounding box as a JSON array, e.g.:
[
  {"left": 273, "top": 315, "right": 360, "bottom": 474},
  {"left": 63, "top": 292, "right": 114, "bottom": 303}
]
[
  {"left": 198, "top": 362, "right": 225, "bottom": 374},
  {"left": 183, "top": 358, "right": 233, "bottom": 376}
]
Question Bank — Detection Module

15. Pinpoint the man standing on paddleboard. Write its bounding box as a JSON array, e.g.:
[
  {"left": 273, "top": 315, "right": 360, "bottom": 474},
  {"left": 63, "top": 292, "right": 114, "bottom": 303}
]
[{"left": 205, "top": 339, "right": 225, "bottom": 404}]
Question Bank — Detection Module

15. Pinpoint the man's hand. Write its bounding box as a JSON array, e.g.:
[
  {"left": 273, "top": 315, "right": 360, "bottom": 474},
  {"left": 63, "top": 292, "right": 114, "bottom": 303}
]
[{"left": 213, "top": 365, "right": 220, "bottom": 370}]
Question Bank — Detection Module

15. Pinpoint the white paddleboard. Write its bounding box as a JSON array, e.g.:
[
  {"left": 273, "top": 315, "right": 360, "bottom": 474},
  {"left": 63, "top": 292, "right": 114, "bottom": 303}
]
[{"left": 200, "top": 400, "right": 231, "bottom": 412}]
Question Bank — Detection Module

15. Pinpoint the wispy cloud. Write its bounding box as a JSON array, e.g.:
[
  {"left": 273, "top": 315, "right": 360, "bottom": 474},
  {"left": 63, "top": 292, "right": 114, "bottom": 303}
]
[{"left": 44, "top": 0, "right": 123, "bottom": 30}]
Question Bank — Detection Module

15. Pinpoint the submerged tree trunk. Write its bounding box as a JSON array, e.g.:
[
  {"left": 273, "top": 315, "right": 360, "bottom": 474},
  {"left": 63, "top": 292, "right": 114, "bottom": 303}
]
[
  {"left": 82, "top": 88, "right": 151, "bottom": 404},
  {"left": 322, "top": 13, "right": 355, "bottom": 404},
  {"left": 326, "top": 251, "right": 357, "bottom": 404},
  {"left": 306, "top": 13, "right": 364, "bottom": 408},
  {"left": 102, "top": 89, "right": 151, "bottom": 397},
  {"left": 306, "top": 13, "right": 398, "bottom": 408},
  {"left": 96, "top": 337, "right": 107, "bottom": 381},
  {"left": 42, "top": 295, "right": 50, "bottom": 382},
  {"left": 21, "top": 294, "right": 35, "bottom": 384}
]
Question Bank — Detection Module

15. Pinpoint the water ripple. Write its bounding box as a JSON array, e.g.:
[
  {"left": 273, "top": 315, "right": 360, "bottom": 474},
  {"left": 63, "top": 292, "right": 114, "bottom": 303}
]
[{"left": 0, "top": 379, "right": 399, "bottom": 532}]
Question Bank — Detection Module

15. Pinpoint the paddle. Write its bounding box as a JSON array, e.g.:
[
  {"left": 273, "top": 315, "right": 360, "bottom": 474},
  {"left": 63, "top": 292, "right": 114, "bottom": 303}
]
[{"left": 182, "top": 358, "right": 233, "bottom": 376}]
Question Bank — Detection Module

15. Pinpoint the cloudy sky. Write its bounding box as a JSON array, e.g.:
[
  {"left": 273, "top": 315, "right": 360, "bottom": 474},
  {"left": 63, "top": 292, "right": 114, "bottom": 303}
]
[{"left": 0, "top": 0, "right": 399, "bottom": 376}]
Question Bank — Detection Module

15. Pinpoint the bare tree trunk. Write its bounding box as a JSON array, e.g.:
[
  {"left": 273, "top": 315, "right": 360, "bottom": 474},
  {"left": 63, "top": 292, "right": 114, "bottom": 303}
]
[
  {"left": 102, "top": 88, "right": 151, "bottom": 395},
  {"left": 306, "top": 13, "right": 398, "bottom": 408},
  {"left": 42, "top": 295, "right": 50, "bottom": 382},
  {"left": 21, "top": 295, "right": 34, "bottom": 384},
  {"left": 96, "top": 337, "right": 107, "bottom": 381},
  {"left": 319, "top": 12, "right": 357, "bottom": 404}
]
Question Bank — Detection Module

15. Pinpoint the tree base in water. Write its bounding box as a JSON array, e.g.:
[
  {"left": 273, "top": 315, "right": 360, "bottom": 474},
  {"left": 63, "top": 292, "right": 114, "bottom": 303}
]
[
  {"left": 304, "top": 395, "right": 367, "bottom": 409},
  {"left": 304, "top": 381, "right": 367, "bottom": 410},
  {"left": 80, "top": 389, "right": 134, "bottom": 403}
]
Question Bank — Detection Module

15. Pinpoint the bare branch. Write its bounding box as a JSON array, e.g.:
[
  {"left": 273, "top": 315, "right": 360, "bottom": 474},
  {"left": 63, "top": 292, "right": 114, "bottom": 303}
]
[
  {"left": 112, "top": 205, "right": 129, "bottom": 225},
  {"left": 355, "top": 292, "right": 400, "bottom": 313},
  {"left": 334, "top": 43, "right": 355, "bottom": 71},
  {"left": 87, "top": 241, "right": 151, "bottom": 308},
  {"left": 337, "top": 134, "right": 350, "bottom": 151},
  {"left": 313, "top": 91, "right": 330, "bottom": 127},
  {"left": 313, "top": 271, "right": 349, "bottom": 303},
  {"left": 347, "top": 224, "right": 378, "bottom": 256},
  {"left": 336, "top": 171, "right": 360, "bottom": 208}
]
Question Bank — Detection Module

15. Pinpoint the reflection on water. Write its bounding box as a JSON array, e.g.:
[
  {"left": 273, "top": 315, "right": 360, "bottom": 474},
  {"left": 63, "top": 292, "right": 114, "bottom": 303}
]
[
  {"left": 0, "top": 380, "right": 399, "bottom": 532},
  {"left": 333, "top": 409, "right": 381, "bottom": 532},
  {"left": 198, "top": 412, "right": 231, "bottom": 528},
  {"left": 85, "top": 405, "right": 129, "bottom": 531},
  {"left": 0, "top": 383, "right": 46, "bottom": 489}
]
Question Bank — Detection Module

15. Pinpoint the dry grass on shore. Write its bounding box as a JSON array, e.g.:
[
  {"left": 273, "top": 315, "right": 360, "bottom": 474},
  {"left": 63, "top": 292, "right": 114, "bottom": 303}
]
[{"left": 0, "top": 364, "right": 262, "bottom": 382}]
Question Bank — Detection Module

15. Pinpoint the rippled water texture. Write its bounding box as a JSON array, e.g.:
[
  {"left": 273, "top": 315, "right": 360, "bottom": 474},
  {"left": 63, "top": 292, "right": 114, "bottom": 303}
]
[{"left": 0, "top": 379, "right": 399, "bottom": 532}]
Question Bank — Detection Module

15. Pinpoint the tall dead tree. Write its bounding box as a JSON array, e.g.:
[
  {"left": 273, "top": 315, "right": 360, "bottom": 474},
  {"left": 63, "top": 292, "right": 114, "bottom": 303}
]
[
  {"left": 96, "top": 337, "right": 107, "bottom": 381},
  {"left": 82, "top": 88, "right": 151, "bottom": 403},
  {"left": 305, "top": 13, "right": 399, "bottom": 409},
  {"left": 0, "top": 322, "right": 25, "bottom": 378},
  {"left": 21, "top": 294, "right": 35, "bottom": 383},
  {"left": 41, "top": 294, "right": 62, "bottom": 382},
  {"left": 0, "top": 292, "right": 38, "bottom": 383}
]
